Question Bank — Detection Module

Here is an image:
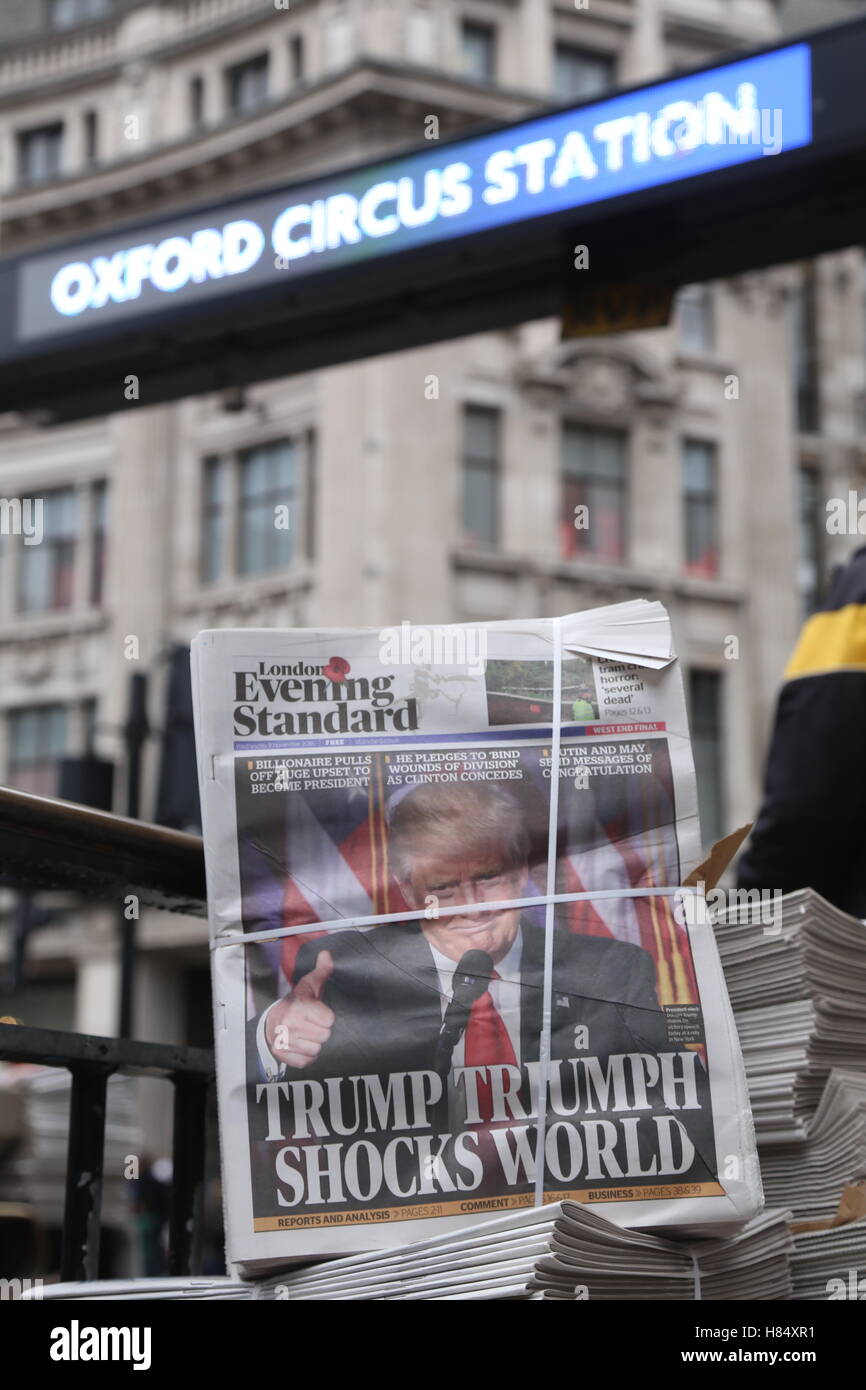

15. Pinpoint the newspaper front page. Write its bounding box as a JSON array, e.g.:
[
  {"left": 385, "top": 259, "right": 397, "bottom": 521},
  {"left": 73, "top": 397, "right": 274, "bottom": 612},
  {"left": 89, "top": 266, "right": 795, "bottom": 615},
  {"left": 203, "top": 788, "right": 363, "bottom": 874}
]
[{"left": 191, "top": 601, "right": 761, "bottom": 1272}]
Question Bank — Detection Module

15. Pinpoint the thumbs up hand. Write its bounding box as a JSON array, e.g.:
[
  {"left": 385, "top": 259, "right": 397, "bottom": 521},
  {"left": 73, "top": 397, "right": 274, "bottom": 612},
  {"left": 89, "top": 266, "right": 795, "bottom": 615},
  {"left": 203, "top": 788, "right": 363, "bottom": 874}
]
[
  {"left": 265, "top": 950, "right": 336, "bottom": 1070},
  {"left": 292, "top": 950, "right": 334, "bottom": 1004}
]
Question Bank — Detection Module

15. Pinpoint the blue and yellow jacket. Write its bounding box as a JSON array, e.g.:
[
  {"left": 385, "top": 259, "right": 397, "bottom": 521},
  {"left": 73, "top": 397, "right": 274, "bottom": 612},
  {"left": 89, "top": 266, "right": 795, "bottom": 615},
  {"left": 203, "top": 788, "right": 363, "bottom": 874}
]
[{"left": 738, "top": 545, "right": 866, "bottom": 917}]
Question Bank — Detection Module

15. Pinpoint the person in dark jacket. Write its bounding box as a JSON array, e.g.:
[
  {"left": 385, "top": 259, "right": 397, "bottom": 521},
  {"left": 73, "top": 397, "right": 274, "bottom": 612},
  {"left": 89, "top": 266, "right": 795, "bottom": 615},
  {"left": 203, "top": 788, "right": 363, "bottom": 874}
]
[{"left": 738, "top": 544, "right": 866, "bottom": 917}]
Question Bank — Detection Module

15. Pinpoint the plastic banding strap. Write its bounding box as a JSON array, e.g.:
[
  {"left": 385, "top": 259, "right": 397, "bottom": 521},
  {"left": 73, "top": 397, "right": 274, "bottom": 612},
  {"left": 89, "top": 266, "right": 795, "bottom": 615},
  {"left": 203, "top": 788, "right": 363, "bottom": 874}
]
[
  {"left": 533, "top": 616, "right": 562, "bottom": 1207},
  {"left": 210, "top": 885, "right": 688, "bottom": 950},
  {"left": 690, "top": 1249, "right": 702, "bottom": 1301}
]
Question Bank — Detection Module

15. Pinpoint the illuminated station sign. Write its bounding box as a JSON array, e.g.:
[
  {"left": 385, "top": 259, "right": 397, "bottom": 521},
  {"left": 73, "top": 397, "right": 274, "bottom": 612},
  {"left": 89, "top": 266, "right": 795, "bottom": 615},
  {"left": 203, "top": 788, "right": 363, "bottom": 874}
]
[
  {"left": 19, "top": 43, "right": 811, "bottom": 342},
  {"left": 5, "top": 16, "right": 866, "bottom": 419}
]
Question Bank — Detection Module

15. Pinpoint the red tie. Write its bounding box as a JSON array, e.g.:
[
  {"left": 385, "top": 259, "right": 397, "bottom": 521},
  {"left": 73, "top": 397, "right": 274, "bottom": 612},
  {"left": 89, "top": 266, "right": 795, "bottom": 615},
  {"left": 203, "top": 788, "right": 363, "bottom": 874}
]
[{"left": 463, "top": 971, "right": 518, "bottom": 1123}]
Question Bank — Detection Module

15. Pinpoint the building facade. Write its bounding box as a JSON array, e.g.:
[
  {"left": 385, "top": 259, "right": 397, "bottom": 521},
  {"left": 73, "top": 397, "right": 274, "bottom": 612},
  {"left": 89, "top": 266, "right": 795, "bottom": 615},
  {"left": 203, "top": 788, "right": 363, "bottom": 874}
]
[{"left": 1, "top": 0, "right": 865, "bottom": 1151}]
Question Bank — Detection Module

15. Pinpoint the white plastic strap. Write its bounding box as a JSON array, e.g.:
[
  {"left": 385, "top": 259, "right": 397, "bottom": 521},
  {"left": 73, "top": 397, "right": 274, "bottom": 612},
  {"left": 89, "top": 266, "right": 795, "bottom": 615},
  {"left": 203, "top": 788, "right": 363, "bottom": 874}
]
[
  {"left": 690, "top": 1250, "right": 702, "bottom": 1301},
  {"left": 209, "top": 884, "right": 686, "bottom": 950},
  {"left": 534, "top": 615, "right": 563, "bottom": 1208}
]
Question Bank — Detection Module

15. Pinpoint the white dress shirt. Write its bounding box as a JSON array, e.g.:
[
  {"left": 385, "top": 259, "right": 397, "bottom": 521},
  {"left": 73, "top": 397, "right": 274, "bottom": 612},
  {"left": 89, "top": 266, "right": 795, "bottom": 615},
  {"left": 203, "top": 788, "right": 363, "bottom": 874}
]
[
  {"left": 256, "top": 926, "right": 525, "bottom": 1080},
  {"left": 428, "top": 928, "right": 523, "bottom": 1069}
]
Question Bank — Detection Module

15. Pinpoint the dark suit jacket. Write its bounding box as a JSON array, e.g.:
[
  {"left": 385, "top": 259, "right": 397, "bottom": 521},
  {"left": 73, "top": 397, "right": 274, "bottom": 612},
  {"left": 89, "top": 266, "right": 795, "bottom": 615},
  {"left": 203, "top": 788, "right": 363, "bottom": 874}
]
[{"left": 248, "top": 919, "right": 667, "bottom": 1079}]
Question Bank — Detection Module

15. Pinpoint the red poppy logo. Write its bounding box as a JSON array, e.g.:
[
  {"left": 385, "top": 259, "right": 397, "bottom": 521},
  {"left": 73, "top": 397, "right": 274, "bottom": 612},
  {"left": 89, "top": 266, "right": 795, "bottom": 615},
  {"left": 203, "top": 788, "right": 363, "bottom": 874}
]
[{"left": 323, "top": 656, "right": 350, "bottom": 681}]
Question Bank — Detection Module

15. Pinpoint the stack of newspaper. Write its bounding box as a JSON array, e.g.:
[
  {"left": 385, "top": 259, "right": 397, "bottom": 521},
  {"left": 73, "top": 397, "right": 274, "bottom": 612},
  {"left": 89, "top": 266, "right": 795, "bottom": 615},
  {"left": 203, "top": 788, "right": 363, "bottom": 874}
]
[
  {"left": 251, "top": 1202, "right": 793, "bottom": 1301},
  {"left": 760, "top": 1071, "right": 866, "bottom": 1221},
  {"left": 724, "top": 1002, "right": 814, "bottom": 1143},
  {"left": 790, "top": 1219, "right": 866, "bottom": 1300},
  {"left": 713, "top": 888, "right": 866, "bottom": 1145},
  {"left": 788, "top": 1184, "right": 866, "bottom": 1301},
  {"left": 21, "top": 1277, "right": 251, "bottom": 1302}
]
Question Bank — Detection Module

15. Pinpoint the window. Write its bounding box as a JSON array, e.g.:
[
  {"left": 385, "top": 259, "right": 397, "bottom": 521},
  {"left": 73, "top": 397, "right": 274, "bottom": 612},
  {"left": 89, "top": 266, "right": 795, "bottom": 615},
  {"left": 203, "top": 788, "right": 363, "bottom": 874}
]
[
  {"left": 461, "top": 406, "right": 500, "bottom": 548},
  {"left": 682, "top": 440, "right": 719, "bottom": 579},
  {"left": 238, "top": 441, "right": 296, "bottom": 577},
  {"left": 18, "top": 488, "right": 78, "bottom": 615},
  {"left": 460, "top": 21, "right": 496, "bottom": 82},
  {"left": 83, "top": 110, "right": 98, "bottom": 165},
  {"left": 190, "top": 75, "right": 205, "bottom": 128},
  {"left": 17, "top": 124, "right": 64, "bottom": 184},
  {"left": 677, "top": 284, "right": 714, "bottom": 354},
  {"left": 90, "top": 481, "right": 108, "bottom": 607},
  {"left": 289, "top": 35, "right": 305, "bottom": 83},
  {"left": 688, "top": 671, "right": 724, "bottom": 849},
  {"left": 200, "top": 439, "right": 306, "bottom": 585},
  {"left": 553, "top": 43, "right": 614, "bottom": 102},
  {"left": 50, "top": 0, "right": 109, "bottom": 28},
  {"left": 226, "top": 54, "right": 270, "bottom": 115},
  {"left": 797, "top": 463, "right": 823, "bottom": 617},
  {"left": 7, "top": 706, "right": 67, "bottom": 798},
  {"left": 561, "top": 424, "right": 628, "bottom": 562},
  {"left": 788, "top": 267, "right": 820, "bottom": 433}
]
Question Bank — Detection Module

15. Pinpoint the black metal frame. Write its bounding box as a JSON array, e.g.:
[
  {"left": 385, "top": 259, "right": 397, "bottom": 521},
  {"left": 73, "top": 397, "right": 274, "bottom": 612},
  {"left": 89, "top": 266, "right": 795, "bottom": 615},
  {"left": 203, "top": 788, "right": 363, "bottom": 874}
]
[
  {"left": 0, "top": 787, "right": 213, "bottom": 1282},
  {"left": 0, "top": 785, "right": 207, "bottom": 913},
  {"left": 0, "top": 1023, "right": 215, "bottom": 1282}
]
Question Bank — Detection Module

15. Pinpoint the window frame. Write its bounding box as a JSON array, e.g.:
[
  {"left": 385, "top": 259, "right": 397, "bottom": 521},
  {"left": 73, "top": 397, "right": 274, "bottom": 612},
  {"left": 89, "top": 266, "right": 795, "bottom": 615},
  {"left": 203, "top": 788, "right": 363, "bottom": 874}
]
[
  {"left": 17, "top": 122, "right": 64, "bottom": 185},
  {"left": 225, "top": 52, "right": 271, "bottom": 116},
  {"left": 682, "top": 437, "right": 720, "bottom": 580},
  {"left": 460, "top": 403, "right": 502, "bottom": 550},
  {"left": 560, "top": 421, "right": 629, "bottom": 564},
  {"left": 17, "top": 486, "right": 79, "bottom": 616},
  {"left": 6, "top": 703, "right": 68, "bottom": 799},
  {"left": 50, "top": 0, "right": 109, "bottom": 30},
  {"left": 237, "top": 440, "right": 298, "bottom": 578},
  {"left": 8, "top": 479, "right": 108, "bottom": 620},
  {"left": 676, "top": 283, "right": 715, "bottom": 355},
  {"left": 460, "top": 19, "right": 497, "bottom": 83},
  {"left": 198, "top": 435, "right": 311, "bottom": 587},
  {"left": 552, "top": 41, "right": 616, "bottom": 102}
]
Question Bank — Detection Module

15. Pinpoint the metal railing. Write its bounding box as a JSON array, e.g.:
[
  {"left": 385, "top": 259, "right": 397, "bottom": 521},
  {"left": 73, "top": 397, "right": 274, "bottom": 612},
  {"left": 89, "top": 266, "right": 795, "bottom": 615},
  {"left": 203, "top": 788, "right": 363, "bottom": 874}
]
[
  {"left": 0, "top": 786, "right": 212, "bottom": 1282},
  {"left": 0, "top": 1022, "right": 214, "bottom": 1281}
]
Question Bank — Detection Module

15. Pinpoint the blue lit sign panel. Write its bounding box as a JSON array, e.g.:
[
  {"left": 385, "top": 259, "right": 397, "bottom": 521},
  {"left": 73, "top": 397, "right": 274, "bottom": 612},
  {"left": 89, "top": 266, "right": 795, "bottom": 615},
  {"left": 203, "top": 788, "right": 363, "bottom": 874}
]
[{"left": 16, "top": 43, "right": 811, "bottom": 342}]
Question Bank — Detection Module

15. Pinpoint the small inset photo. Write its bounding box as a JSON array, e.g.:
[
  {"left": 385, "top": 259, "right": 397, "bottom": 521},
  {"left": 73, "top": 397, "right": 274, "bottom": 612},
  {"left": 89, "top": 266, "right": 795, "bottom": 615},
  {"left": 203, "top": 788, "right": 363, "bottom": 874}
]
[{"left": 485, "top": 657, "right": 599, "bottom": 725}]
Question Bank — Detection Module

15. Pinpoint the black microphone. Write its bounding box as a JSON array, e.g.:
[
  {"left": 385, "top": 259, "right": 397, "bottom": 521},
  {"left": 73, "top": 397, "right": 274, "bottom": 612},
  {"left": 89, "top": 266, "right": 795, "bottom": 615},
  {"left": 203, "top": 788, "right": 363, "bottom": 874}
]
[{"left": 435, "top": 949, "right": 494, "bottom": 1078}]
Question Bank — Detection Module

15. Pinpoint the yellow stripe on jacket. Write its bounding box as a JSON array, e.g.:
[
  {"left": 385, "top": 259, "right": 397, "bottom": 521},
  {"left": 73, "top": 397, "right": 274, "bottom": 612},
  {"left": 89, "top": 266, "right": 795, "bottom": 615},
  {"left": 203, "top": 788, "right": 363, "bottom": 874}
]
[{"left": 784, "top": 603, "right": 866, "bottom": 679}]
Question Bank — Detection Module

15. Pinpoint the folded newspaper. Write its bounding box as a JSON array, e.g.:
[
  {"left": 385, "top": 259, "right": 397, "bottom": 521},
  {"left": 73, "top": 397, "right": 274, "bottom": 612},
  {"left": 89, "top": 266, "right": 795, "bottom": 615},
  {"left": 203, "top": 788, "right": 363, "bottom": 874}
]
[{"left": 191, "top": 601, "right": 761, "bottom": 1273}]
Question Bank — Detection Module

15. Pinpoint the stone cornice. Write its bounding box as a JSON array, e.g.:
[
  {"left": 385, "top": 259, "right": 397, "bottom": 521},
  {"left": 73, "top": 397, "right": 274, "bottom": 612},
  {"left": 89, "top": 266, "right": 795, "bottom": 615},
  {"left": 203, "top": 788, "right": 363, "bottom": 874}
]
[
  {"left": 0, "top": 0, "right": 273, "bottom": 102},
  {"left": 1, "top": 57, "right": 536, "bottom": 252}
]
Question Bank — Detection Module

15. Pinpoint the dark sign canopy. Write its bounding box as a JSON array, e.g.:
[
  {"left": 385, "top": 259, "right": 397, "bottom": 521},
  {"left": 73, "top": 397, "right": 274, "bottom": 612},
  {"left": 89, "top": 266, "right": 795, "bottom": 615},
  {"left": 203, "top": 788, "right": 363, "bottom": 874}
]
[{"left": 2, "top": 18, "right": 866, "bottom": 420}]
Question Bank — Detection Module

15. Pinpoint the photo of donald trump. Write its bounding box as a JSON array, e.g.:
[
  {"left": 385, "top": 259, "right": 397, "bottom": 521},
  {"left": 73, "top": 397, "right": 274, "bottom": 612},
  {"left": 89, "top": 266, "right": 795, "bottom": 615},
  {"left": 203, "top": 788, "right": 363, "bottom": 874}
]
[{"left": 252, "top": 780, "right": 672, "bottom": 1107}]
